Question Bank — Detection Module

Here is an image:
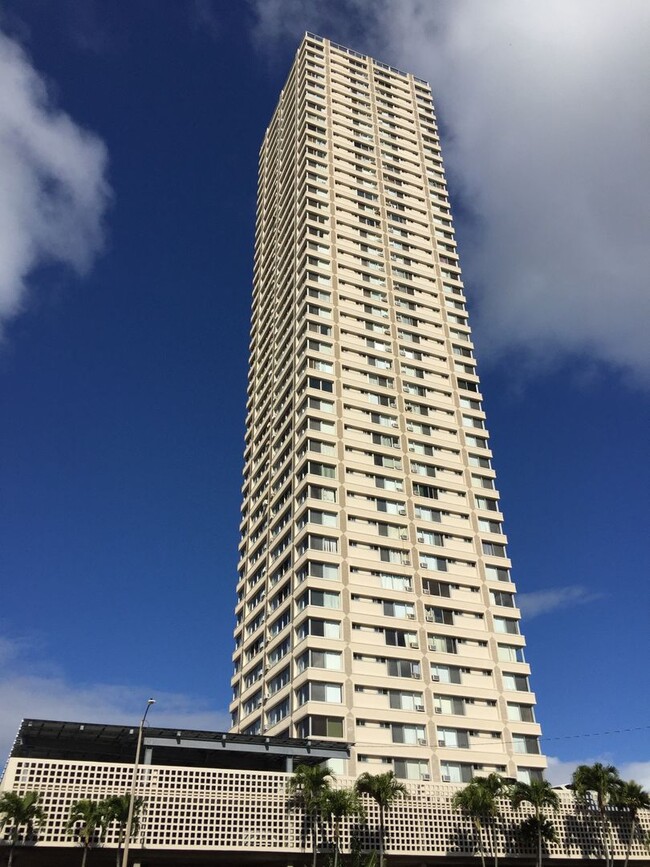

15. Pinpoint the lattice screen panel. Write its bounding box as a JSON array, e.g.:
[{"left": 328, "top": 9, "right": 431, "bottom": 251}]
[{"left": 2, "top": 759, "right": 649, "bottom": 860}]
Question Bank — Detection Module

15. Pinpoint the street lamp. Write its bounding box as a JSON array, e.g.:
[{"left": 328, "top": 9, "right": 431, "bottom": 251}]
[{"left": 121, "top": 698, "right": 155, "bottom": 867}]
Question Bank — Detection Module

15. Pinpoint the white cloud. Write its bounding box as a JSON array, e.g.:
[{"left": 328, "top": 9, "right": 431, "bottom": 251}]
[
  {"left": 0, "top": 635, "right": 229, "bottom": 764},
  {"left": 249, "top": 0, "right": 650, "bottom": 383},
  {"left": 0, "top": 30, "right": 109, "bottom": 335},
  {"left": 517, "top": 584, "right": 603, "bottom": 618},
  {"left": 546, "top": 755, "right": 650, "bottom": 789}
]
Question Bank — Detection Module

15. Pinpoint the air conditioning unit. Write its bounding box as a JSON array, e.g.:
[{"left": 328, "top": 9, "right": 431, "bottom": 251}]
[
  {"left": 418, "top": 738, "right": 427, "bottom": 746},
  {"left": 435, "top": 707, "right": 443, "bottom": 714},
  {"left": 398, "top": 506, "right": 406, "bottom": 515},
  {"left": 431, "top": 674, "right": 440, "bottom": 682},
  {"left": 414, "top": 704, "right": 424, "bottom": 713},
  {"left": 390, "top": 420, "right": 398, "bottom": 427},
  {"left": 411, "top": 672, "right": 420, "bottom": 679},
  {"left": 442, "top": 774, "right": 451, "bottom": 782},
  {"left": 421, "top": 773, "right": 431, "bottom": 781},
  {"left": 419, "top": 561, "right": 429, "bottom": 569},
  {"left": 409, "top": 640, "right": 419, "bottom": 649},
  {"left": 438, "top": 739, "right": 446, "bottom": 747},
  {"left": 406, "top": 612, "right": 415, "bottom": 620},
  {"left": 426, "top": 613, "right": 434, "bottom": 621},
  {"left": 417, "top": 534, "right": 425, "bottom": 543}
]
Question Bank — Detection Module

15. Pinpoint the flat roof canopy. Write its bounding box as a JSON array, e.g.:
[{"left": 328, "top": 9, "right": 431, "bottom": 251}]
[{"left": 11, "top": 719, "right": 351, "bottom": 772}]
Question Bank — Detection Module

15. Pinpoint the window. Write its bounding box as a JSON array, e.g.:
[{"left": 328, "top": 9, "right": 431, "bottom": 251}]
[
  {"left": 305, "top": 484, "right": 337, "bottom": 503},
  {"left": 266, "top": 698, "right": 289, "bottom": 727},
  {"left": 428, "top": 634, "right": 457, "bottom": 654},
  {"left": 503, "top": 673, "right": 530, "bottom": 692},
  {"left": 268, "top": 637, "right": 291, "bottom": 666},
  {"left": 377, "top": 498, "right": 406, "bottom": 515},
  {"left": 475, "top": 496, "right": 499, "bottom": 512},
  {"left": 268, "top": 666, "right": 290, "bottom": 695},
  {"left": 304, "top": 509, "right": 338, "bottom": 527},
  {"left": 419, "top": 554, "right": 448, "bottom": 572},
  {"left": 494, "top": 617, "right": 519, "bottom": 635},
  {"left": 423, "top": 579, "right": 451, "bottom": 597},
  {"left": 491, "top": 590, "right": 515, "bottom": 607},
  {"left": 380, "top": 546, "right": 408, "bottom": 564},
  {"left": 417, "top": 529, "right": 444, "bottom": 546},
  {"left": 507, "top": 703, "right": 536, "bottom": 723},
  {"left": 297, "top": 681, "right": 343, "bottom": 704},
  {"left": 296, "top": 560, "right": 339, "bottom": 582},
  {"left": 297, "top": 618, "right": 341, "bottom": 640},
  {"left": 415, "top": 506, "right": 441, "bottom": 523},
  {"left": 392, "top": 723, "right": 426, "bottom": 744},
  {"left": 387, "top": 658, "right": 420, "bottom": 678},
  {"left": 486, "top": 566, "right": 510, "bottom": 582},
  {"left": 297, "top": 534, "right": 338, "bottom": 555},
  {"left": 437, "top": 728, "right": 469, "bottom": 748},
  {"left": 440, "top": 762, "right": 473, "bottom": 783},
  {"left": 307, "top": 461, "right": 336, "bottom": 478},
  {"left": 385, "top": 628, "right": 414, "bottom": 647},
  {"left": 516, "top": 768, "right": 544, "bottom": 784},
  {"left": 431, "top": 664, "right": 461, "bottom": 684},
  {"left": 375, "top": 476, "right": 403, "bottom": 491},
  {"left": 483, "top": 542, "right": 507, "bottom": 557},
  {"left": 393, "top": 759, "right": 429, "bottom": 781},
  {"left": 383, "top": 601, "right": 414, "bottom": 619},
  {"left": 380, "top": 573, "right": 412, "bottom": 592},
  {"left": 513, "top": 735, "right": 541, "bottom": 755},
  {"left": 297, "top": 589, "right": 341, "bottom": 609},
  {"left": 297, "top": 649, "right": 342, "bottom": 672},
  {"left": 435, "top": 696, "right": 466, "bottom": 715},
  {"left": 425, "top": 606, "right": 453, "bottom": 625},
  {"left": 498, "top": 644, "right": 525, "bottom": 663},
  {"left": 389, "top": 690, "right": 423, "bottom": 711},
  {"left": 296, "top": 715, "right": 344, "bottom": 738}
]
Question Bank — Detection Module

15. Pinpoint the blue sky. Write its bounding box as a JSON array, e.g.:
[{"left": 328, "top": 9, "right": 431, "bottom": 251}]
[{"left": 0, "top": 0, "right": 648, "bottom": 785}]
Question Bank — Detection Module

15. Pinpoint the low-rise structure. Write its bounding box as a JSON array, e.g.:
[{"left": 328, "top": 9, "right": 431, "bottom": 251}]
[{"left": 1, "top": 719, "right": 648, "bottom": 865}]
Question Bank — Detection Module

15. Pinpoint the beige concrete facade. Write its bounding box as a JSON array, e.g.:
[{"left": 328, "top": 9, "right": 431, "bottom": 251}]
[
  {"left": 4, "top": 756, "right": 650, "bottom": 863},
  {"left": 230, "top": 33, "right": 546, "bottom": 784}
]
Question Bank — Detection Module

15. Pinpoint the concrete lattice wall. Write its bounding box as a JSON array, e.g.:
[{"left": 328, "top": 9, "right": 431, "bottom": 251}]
[{"left": 2, "top": 758, "right": 649, "bottom": 860}]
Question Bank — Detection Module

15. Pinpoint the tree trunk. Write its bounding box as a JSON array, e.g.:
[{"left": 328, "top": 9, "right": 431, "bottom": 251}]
[
  {"left": 474, "top": 818, "right": 487, "bottom": 867},
  {"left": 311, "top": 812, "right": 318, "bottom": 867},
  {"left": 599, "top": 810, "right": 611, "bottom": 867},
  {"left": 623, "top": 812, "right": 636, "bottom": 867},
  {"left": 116, "top": 825, "right": 124, "bottom": 867},
  {"left": 333, "top": 819, "right": 340, "bottom": 867},
  {"left": 81, "top": 845, "right": 89, "bottom": 867},
  {"left": 7, "top": 843, "right": 15, "bottom": 867},
  {"left": 491, "top": 819, "right": 499, "bottom": 867},
  {"left": 537, "top": 824, "right": 542, "bottom": 867},
  {"left": 378, "top": 804, "right": 385, "bottom": 867}
]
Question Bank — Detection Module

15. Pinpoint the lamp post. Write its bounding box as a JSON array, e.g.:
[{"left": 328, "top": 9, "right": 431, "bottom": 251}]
[{"left": 121, "top": 698, "right": 155, "bottom": 867}]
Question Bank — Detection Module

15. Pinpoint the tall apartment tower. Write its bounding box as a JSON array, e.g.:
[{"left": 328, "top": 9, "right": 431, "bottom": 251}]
[{"left": 230, "top": 33, "right": 546, "bottom": 785}]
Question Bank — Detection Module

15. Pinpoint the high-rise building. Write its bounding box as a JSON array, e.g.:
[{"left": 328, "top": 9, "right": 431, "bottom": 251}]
[{"left": 230, "top": 32, "right": 546, "bottom": 785}]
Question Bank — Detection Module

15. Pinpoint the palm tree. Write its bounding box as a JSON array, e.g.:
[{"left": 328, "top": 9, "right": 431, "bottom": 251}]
[
  {"left": 517, "top": 816, "right": 558, "bottom": 860},
  {"left": 612, "top": 780, "right": 650, "bottom": 867},
  {"left": 354, "top": 771, "right": 407, "bottom": 867},
  {"left": 474, "top": 774, "right": 509, "bottom": 866},
  {"left": 286, "top": 763, "right": 332, "bottom": 867},
  {"left": 451, "top": 780, "right": 496, "bottom": 867},
  {"left": 104, "top": 795, "right": 143, "bottom": 867},
  {"left": 321, "top": 787, "right": 365, "bottom": 867},
  {"left": 510, "top": 779, "right": 560, "bottom": 867},
  {"left": 66, "top": 799, "right": 108, "bottom": 867},
  {"left": 0, "top": 791, "right": 46, "bottom": 867},
  {"left": 571, "top": 762, "right": 622, "bottom": 867}
]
